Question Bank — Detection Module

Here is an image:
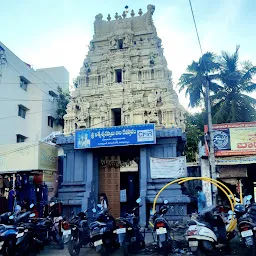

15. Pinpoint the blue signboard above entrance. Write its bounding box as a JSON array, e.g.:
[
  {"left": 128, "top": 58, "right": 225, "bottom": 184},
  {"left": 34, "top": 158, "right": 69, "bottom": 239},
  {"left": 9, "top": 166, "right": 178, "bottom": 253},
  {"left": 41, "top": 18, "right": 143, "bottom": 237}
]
[{"left": 75, "top": 124, "right": 156, "bottom": 149}]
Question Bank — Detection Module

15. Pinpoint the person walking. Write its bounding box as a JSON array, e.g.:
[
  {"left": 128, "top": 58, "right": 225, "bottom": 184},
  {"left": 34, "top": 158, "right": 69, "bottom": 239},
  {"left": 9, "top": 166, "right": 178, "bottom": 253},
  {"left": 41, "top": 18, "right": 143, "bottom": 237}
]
[{"left": 195, "top": 186, "right": 206, "bottom": 214}]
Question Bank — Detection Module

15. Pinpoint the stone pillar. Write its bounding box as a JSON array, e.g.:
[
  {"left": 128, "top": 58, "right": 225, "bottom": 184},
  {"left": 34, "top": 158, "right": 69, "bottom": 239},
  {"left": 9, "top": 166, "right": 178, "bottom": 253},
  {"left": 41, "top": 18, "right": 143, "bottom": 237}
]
[
  {"left": 139, "top": 146, "right": 148, "bottom": 227},
  {"left": 83, "top": 150, "right": 94, "bottom": 211}
]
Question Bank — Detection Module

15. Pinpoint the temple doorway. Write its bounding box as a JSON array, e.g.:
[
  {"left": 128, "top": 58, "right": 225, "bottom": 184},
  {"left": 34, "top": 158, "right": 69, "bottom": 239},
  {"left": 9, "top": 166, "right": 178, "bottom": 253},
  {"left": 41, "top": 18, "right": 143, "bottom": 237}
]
[{"left": 98, "top": 147, "right": 140, "bottom": 218}]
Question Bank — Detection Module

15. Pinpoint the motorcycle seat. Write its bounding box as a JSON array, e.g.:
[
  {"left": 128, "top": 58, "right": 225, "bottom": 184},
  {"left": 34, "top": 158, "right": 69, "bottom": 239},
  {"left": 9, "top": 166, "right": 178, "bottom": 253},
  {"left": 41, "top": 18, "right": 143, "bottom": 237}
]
[
  {"left": 89, "top": 221, "right": 107, "bottom": 229},
  {"left": 0, "top": 224, "right": 16, "bottom": 230},
  {"left": 188, "top": 220, "right": 211, "bottom": 229}
]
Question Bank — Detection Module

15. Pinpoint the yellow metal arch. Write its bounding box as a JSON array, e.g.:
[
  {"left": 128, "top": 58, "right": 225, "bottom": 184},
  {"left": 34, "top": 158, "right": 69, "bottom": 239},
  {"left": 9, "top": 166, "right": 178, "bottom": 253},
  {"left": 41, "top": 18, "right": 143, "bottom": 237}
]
[{"left": 150, "top": 177, "right": 237, "bottom": 232}]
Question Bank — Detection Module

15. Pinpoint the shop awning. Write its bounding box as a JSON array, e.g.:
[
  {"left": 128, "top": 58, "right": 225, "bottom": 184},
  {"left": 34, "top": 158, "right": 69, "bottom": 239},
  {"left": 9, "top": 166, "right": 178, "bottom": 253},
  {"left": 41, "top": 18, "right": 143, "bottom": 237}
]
[
  {"left": 216, "top": 155, "right": 256, "bottom": 165},
  {"left": 0, "top": 142, "right": 58, "bottom": 173}
]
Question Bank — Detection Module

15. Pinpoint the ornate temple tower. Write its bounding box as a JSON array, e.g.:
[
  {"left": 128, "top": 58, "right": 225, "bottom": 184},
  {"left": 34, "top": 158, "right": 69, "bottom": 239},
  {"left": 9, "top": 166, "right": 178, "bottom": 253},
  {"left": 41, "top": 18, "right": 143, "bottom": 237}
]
[
  {"left": 57, "top": 6, "right": 189, "bottom": 223},
  {"left": 64, "top": 5, "right": 185, "bottom": 134}
]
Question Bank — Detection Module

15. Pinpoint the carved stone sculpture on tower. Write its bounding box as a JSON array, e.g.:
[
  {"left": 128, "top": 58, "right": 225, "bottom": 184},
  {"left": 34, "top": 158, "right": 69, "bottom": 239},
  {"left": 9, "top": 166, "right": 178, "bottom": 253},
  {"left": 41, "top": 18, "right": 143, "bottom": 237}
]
[{"left": 63, "top": 5, "right": 185, "bottom": 135}]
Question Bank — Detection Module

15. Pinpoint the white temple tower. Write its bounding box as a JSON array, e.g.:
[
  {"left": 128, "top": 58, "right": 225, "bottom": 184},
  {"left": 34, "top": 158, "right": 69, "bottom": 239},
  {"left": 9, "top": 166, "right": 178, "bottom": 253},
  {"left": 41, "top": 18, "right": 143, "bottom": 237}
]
[{"left": 64, "top": 5, "right": 185, "bottom": 135}]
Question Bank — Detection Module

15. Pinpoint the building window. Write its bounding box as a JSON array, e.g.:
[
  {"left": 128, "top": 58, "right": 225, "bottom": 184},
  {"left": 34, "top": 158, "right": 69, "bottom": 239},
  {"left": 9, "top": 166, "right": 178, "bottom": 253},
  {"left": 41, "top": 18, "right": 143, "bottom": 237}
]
[
  {"left": 112, "top": 108, "right": 121, "bottom": 126},
  {"left": 20, "top": 76, "right": 30, "bottom": 91},
  {"left": 115, "top": 69, "right": 122, "bottom": 83},
  {"left": 118, "top": 39, "right": 123, "bottom": 49},
  {"left": 16, "top": 134, "right": 27, "bottom": 143},
  {"left": 18, "top": 105, "right": 28, "bottom": 119},
  {"left": 48, "top": 116, "right": 55, "bottom": 128}
]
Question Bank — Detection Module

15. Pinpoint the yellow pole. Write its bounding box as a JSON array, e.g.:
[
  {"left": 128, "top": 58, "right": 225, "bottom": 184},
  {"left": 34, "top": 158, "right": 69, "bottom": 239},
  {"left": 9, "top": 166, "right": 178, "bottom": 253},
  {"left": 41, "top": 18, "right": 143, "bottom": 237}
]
[
  {"left": 152, "top": 177, "right": 236, "bottom": 214},
  {"left": 151, "top": 177, "right": 237, "bottom": 232},
  {"left": 239, "top": 179, "right": 243, "bottom": 204},
  {"left": 178, "top": 178, "right": 234, "bottom": 212},
  {"left": 178, "top": 177, "right": 236, "bottom": 207},
  {"left": 178, "top": 178, "right": 235, "bottom": 232}
]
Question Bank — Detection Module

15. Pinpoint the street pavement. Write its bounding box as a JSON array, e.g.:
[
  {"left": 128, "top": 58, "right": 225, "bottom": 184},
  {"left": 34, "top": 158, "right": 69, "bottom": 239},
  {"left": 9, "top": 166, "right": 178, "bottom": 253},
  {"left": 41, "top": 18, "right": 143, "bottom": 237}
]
[{"left": 39, "top": 237, "right": 250, "bottom": 256}]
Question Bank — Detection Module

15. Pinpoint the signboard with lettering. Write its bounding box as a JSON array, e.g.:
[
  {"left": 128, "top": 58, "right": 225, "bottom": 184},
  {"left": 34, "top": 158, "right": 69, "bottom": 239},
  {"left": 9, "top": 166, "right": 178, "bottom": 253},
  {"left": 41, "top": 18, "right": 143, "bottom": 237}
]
[
  {"left": 38, "top": 143, "right": 58, "bottom": 171},
  {"left": 150, "top": 156, "right": 187, "bottom": 179},
  {"left": 0, "top": 142, "right": 58, "bottom": 173},
  {"left": 75, "top": 124, "right": 156, "bottom": 149},
  {"left": 205, "top": 122, "right": 256, "bottom": 156}
]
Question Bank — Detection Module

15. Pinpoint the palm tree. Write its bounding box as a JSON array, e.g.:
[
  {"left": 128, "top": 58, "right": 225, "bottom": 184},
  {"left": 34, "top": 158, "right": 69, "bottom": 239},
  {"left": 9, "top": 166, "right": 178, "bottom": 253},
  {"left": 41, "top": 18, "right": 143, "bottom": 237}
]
[
  {"left": 212, "top": 45, "right": 256, "bottom": 123},
  {"left": 178, "top": 52, "right": 220, "bottom": 108}
]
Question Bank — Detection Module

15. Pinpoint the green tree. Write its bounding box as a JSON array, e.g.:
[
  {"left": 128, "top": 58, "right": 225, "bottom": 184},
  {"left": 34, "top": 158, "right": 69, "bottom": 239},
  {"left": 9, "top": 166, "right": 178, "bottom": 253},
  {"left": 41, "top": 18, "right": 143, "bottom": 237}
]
[
  {"left": 184, "top": 113, "right": 204, "bottom": 162},
  {"left": 185, "top": 111, "right": 207, "bottom": 132},
  {"left": 56, "top": 86, "right": 70, "bottom": 127},
  {"left": 212, "top": 45, "right": 256, "bottom": 123},
  {"left": 178, "top": 52, "right": 220, "bottom": 108}
]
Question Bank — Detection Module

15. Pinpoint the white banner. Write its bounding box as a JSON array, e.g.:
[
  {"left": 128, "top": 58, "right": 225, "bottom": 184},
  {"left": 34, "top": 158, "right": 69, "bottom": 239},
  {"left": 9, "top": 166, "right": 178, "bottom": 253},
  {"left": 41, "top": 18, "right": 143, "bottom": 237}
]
[{"left": 150, "top": 156, "right": 187, "bottom": 179}]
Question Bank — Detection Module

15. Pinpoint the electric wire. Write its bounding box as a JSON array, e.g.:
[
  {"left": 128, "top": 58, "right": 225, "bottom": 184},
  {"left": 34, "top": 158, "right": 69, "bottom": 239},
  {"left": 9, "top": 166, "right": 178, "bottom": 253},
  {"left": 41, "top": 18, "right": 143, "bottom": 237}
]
[
  {"left": 0, "top": 89, "right": 176, "bottom": 157},
  {"left": 6, "top": 60, "right": 62, "bottom": 96}
]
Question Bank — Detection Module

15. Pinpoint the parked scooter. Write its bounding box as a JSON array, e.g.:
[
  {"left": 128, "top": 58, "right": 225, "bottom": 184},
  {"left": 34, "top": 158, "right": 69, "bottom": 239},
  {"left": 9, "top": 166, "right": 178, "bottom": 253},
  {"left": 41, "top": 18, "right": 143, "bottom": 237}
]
[
  {"left": 186, "top": 205, "right": 231, "bottom": 256},
  {"left": 152, "top": 200, "right": 172, "bottom": 256},
  {"left": 89, "top": 204, "right": 118, "bottom": 256},
  {"left": 235, "top": 195, "right": 256, "bottom": 256},
  {"left": 115, "top": 198, "right": 145, "bottom": 255},
  {"left": 65, "top": 208, "right": 93, "bottom": 256}
]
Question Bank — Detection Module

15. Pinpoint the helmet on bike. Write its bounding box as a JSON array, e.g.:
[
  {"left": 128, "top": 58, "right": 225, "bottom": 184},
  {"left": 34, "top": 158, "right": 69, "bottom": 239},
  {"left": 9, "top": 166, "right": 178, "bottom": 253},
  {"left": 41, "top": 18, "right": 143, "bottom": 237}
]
[{"left": 234, "top": 204, "right": 246, "bottom": 213}]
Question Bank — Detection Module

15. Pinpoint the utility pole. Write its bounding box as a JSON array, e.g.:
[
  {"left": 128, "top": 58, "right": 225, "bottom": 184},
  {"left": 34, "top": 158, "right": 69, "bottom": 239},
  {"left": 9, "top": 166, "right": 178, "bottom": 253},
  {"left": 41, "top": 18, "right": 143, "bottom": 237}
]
[
  {"left": 205, "top": 77, "right": 217, "bottom": 202},
  {"left": 188, "top": 0, "right": 217, "bottom": 203}
]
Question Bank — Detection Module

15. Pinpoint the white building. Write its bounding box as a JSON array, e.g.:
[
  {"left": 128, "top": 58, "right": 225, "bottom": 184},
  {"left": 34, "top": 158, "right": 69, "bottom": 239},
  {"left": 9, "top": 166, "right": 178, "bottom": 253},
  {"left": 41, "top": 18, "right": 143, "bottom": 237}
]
[{"left": 0, "top": 42, "right": 69, "bottom": 145}]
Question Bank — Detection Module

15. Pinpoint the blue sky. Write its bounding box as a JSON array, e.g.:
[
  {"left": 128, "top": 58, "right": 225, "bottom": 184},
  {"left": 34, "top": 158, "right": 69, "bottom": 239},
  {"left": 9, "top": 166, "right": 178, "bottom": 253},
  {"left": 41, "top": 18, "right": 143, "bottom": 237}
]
[{"left": 1, "top": 0, "right": 256, "bottom": 109}]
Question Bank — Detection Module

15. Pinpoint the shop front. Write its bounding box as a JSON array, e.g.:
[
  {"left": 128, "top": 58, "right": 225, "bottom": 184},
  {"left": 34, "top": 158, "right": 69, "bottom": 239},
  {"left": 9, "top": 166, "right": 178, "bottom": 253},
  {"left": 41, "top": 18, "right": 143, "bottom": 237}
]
[
  {"left": 0, "top": 142, "right": 58, "bottom": 216},
  {"left": 56, "top": 124, "right": 190, "bottom": 226},
  {"left": 216, "top": 156, "right": 256, "bottom": 202},
  {"left": 204, "top": 122, "right": 256, "bottom": 203}
]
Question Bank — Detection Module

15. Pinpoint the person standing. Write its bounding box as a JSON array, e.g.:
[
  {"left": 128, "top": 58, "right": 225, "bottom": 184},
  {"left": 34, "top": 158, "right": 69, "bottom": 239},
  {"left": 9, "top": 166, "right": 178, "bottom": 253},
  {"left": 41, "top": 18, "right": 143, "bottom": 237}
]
[
  {"left": 99, "top": 193, "right": 108, "bottom": 209},
  {"left": 195, "top": 186, "right": 206, "bottom": 214}
]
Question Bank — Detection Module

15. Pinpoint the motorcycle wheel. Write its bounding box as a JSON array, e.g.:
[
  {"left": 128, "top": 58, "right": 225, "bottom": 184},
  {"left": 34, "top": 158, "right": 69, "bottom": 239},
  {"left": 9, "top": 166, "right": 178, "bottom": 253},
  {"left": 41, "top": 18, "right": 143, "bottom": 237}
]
[
  {"left": 140, "top": 240, "right": 146, "bottom": 249},
  {"left": 52, "top": 231, "right": 64, "bottom": 250},
  {"left": 161, "top": 241, "right": 169, "bottom": 256},
  {"left": 121, "top": 243, "right": 129, "bottom": 256},
  {"left": 194, "top": 249, "right": 206, "bottom": 256},
  {"left": 100, "top": 246, "right": 110, "bottom": 256},
  {"left": 3, "top": 240, "right": 15, "bottom": 256},
  {"left": 68, "top": 236, "right": 81, "bottom": 256},
  {"left": 248, "top": 244, "right": 256, "bottom": 256},
  {"left": 57, "top": 238, "right": 64, "bottom": 250}
]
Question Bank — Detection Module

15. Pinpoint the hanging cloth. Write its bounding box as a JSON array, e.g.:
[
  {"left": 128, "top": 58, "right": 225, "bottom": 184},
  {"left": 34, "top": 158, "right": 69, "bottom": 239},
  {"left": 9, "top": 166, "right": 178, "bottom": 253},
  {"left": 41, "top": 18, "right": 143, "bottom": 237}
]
[
  {"left": 8, "top": 189, "right": 16, "bottom": 212},
  {"left": 0, "top": 176, "right": 3, "bottom": 189},
  {"left": 4, "top": 176, "right": 10, "bottom": 188},
  {"left": 15, "top": 174, "right": 22, "bottom": 189}
]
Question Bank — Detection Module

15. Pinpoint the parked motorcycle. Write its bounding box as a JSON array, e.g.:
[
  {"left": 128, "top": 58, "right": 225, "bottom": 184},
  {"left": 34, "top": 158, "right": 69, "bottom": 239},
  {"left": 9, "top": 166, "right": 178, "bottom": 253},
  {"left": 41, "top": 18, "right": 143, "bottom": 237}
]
[
  {"left": 89, "top": 204, "right": 118, "bottom": 256},
  {"left": 235, "top": 195, "right": 256, "bottom": 256},
  {"left": 0, "top": 212, "right": 14, "bottom": 225},
  {"left": 0, "top": 204, "right": 41, "bottom": 256},
  {"left": 186, "top": 205, "right": 231, "bottom": 256},
  {"left": 65, "top": 209, "right": 93, "bottom": 256},
  {"left": 115, "top": 198, "right": 145, "bottom": 256},
  {"left": 152, "top": 199, "right": 172, "bottom": 256},
  {"left": 29, "top": 202, "right": 64, "bottom": 249}
]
